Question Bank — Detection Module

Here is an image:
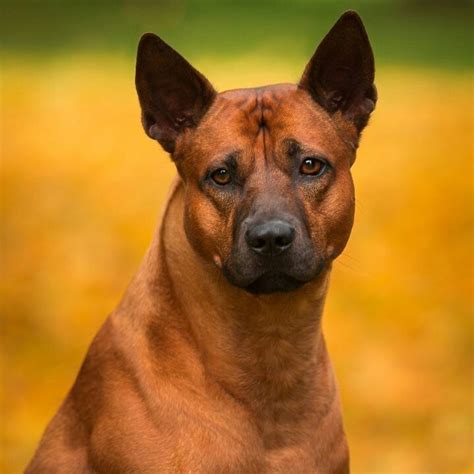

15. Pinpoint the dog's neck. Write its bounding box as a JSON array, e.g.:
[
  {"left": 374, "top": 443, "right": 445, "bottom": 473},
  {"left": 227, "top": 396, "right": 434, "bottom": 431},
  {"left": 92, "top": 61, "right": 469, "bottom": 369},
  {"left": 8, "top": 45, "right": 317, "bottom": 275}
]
[{"left": 143, "top": 178, "right": 336, "bottom": 446}]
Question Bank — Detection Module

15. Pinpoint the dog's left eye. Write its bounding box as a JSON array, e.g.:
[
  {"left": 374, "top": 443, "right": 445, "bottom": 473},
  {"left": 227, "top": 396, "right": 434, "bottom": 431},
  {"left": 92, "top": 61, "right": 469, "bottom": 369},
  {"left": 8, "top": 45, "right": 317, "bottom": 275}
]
[
  {"left": 211, "top": 168, "right": 232, "bottom": 185},
  {"left": 300, "top": 157, "right": 326, "bottom": 176}
]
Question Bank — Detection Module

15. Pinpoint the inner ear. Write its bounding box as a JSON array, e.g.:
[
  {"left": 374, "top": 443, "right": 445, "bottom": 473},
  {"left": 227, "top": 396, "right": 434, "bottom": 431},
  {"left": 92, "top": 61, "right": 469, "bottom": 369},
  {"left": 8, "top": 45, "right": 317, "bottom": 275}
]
[
  {"left": 299, "top": 11, "right": 376, "bottom": 133},
  {"left": 135, "top": 33, "right": 216, "bottom": 154}
]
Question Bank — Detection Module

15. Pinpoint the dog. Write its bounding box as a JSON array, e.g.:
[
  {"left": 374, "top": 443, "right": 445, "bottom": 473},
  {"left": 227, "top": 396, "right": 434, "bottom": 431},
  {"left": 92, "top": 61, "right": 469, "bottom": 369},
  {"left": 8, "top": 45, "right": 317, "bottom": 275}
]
[{"left": 26, "top": 10, "right": 376, "bottom": 473}]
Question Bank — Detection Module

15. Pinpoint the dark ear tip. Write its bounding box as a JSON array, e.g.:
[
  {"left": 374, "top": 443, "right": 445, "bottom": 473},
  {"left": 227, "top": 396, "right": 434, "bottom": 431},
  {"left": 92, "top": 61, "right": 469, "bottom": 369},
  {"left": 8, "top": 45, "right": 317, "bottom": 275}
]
[
  {"left": 339, "top": 10, "right": 362, "bottom": 21},
  {"left": 139, "top": 32, "right": 158, "bottom": 44},
  {"left": 137, "top": 32, "right": 168, "bottom": 53},
  {"left": 337, "top": 10, "right": 367, "bottom": 30}
]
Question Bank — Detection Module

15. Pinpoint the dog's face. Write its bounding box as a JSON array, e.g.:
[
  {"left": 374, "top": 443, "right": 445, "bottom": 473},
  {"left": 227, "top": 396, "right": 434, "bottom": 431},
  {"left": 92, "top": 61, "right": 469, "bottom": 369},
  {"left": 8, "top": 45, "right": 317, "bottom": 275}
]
[
  {"left": 176, "top": 85, "right": 358, "bottom": 294},
  {"left": 136, "top": 11, "right": 376, "bottom": 294}
]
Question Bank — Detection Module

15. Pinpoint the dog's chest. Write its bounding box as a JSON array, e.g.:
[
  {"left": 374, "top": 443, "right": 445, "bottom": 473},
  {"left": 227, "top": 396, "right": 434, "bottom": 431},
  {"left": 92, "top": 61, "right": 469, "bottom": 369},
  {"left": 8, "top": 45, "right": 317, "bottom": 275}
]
[{"left": 87, "top": 374, "right": 331, "bottom": 473}]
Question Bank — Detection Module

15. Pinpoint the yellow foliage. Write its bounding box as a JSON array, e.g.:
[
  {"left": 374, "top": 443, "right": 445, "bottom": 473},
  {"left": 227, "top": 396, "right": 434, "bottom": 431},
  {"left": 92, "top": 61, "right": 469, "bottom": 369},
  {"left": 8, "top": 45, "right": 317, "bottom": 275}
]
[{"left": 2, "top": 56, "right": 473, "bottom": 473}]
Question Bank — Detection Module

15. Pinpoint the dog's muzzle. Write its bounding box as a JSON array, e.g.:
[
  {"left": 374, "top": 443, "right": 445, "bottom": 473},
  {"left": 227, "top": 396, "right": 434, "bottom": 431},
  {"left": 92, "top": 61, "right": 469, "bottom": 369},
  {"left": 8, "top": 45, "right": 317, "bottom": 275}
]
[{"left": 223, "top": 216, "right": 322, "bottom": 294}]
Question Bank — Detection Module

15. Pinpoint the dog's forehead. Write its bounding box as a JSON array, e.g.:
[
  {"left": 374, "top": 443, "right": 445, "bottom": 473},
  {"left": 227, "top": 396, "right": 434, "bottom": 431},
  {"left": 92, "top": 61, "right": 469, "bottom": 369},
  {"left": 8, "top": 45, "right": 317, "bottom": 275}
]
[
  {"left": 204, "top": 83, "right": 340, "bottom": 140},
  {"left": 187, "top": 83, "right": 351, "bottom": 166},
  {"left": 219, "top": 83, "right": 296, "bottom": 109},
  {"left": 214, "top": 83, "right": 304, "bottom": 127}
]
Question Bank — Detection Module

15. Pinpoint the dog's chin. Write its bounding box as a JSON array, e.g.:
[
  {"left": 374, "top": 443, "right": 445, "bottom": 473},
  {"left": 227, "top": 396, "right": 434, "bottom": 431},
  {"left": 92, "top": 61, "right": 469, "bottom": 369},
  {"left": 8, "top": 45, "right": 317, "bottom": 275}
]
[
  {"left": 244, "top": 272, "right": 306, "bottom": 294},
  {"left": 222, "top": 258, "right": 326, "bottom": 295},
  {"left": 223, "top": 267, "right": 318, "bottom": 294}
]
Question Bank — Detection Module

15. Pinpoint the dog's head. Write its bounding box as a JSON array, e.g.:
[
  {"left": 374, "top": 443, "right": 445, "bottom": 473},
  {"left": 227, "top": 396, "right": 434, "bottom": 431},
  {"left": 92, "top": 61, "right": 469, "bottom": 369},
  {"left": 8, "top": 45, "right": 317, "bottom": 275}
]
[{"left": 135, "top": 11, "right": 376, "bottom": 294}]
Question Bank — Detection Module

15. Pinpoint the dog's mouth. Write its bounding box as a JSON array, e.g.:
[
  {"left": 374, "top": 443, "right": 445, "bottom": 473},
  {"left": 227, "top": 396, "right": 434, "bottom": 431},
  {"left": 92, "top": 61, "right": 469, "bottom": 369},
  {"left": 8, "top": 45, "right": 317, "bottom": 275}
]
[
  {"left": 222, "top": 238, "right": 327, "bottom": 295},
  {"left": 223, "top": 258, "right": 326, "bottom": 295},
  {"left": 243, "top": 272, "right": 306, "bottom": 294}
]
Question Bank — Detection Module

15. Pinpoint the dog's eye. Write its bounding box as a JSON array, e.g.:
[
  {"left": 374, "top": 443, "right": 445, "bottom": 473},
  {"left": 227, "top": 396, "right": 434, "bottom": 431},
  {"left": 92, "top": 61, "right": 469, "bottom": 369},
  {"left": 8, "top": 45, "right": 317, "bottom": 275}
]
[
  {"left": 211, "top": 168, "right": 231, "bottom": 185},
  {"left": 300, "top": 157, "right": 326, "bottom": 176}
]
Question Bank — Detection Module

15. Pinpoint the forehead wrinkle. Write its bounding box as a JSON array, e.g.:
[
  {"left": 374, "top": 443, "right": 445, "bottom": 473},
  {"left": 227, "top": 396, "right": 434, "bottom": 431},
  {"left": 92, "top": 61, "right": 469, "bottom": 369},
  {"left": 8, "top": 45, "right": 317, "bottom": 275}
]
[
  {"left": 260, "top": 88, "right": 299, "bottom": 170},
  {"left": 248, "top": 90, "right": 270, "bottom": 171}
]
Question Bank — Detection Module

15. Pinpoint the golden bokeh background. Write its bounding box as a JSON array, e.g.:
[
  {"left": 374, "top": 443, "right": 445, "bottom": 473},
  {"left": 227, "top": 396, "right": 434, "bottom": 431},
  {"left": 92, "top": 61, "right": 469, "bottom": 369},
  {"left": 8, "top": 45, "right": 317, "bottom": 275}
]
[{"left": 1, "top": 1, "right": 473, "bottom": 472}]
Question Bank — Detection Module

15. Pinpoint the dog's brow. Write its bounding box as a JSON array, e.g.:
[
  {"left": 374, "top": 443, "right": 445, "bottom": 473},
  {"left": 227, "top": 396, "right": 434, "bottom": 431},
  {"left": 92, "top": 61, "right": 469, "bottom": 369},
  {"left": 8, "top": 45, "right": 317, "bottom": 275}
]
[
  {"left": 224, "top": 152, "right": 240, "bottom": 171},
  {"left": 284, "top": 138, "right": 303, "bottom": 157},
  {"left": 284, "top": 138, "right": 329, "bottom": 161}
]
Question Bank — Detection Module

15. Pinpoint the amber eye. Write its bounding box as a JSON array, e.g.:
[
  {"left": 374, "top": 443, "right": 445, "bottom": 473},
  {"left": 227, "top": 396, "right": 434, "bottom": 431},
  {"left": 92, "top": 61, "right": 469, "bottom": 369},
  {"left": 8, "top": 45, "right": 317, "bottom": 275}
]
[
  {"left": 300, "top": 157, "right": 326, "bottom": 176},
  {"left": 211, "top": 168, "right": 231, "bottom": 185}
]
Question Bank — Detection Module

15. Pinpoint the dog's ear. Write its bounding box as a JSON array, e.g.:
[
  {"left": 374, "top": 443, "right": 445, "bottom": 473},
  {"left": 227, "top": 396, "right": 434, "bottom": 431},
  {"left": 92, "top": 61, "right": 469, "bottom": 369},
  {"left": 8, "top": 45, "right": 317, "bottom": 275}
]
[
  {"left": 299, "top": 11, "right": 376, "bottom": 133},
  {"left": 135, "top": 33, "right": 216, "bottom": 153}
]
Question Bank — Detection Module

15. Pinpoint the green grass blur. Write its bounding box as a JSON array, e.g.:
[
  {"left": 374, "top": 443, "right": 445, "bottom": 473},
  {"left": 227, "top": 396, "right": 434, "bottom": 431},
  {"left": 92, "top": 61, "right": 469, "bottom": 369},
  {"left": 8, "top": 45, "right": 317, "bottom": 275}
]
[{"left": 1, "top": 1, "right": 473, "bottom": 472}]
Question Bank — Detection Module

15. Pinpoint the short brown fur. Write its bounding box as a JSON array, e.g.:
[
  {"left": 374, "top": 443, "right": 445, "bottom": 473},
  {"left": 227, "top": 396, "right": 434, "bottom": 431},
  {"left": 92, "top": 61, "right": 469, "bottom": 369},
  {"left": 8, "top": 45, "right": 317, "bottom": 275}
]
[{"left": 27, "top": 11, "right": 376, "bottom": 473}]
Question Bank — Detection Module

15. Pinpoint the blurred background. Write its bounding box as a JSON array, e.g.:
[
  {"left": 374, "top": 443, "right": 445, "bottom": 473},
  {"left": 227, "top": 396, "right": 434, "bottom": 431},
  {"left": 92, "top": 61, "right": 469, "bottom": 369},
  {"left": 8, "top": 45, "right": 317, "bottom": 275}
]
[{"left": 1, "top": 0, "right": 472, "bottom": 472}]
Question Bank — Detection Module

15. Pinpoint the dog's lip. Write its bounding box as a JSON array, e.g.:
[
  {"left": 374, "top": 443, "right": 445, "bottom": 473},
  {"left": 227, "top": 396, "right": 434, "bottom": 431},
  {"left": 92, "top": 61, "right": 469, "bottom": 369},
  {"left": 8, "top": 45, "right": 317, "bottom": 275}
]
[
  {"left": 222, "top": 259, "right": 326, "bottom": 294},
  {"left": 243, "top": 272, "right": 309, "bottom": 294}
]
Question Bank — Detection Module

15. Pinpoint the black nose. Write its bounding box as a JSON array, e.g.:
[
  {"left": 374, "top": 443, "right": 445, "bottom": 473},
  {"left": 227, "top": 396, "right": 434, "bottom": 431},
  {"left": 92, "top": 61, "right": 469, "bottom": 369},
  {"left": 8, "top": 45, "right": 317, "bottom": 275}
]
[{"left": 245, "top": 220, "right": 295, "bottom": 256}]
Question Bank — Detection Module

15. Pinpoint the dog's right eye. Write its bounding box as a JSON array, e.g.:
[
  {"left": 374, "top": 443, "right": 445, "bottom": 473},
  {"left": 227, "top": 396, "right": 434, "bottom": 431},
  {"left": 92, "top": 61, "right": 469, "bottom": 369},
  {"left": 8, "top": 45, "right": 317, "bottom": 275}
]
[
  {"left": 300, "top": 157, "right": 326, "bottom": 176},
  {"left": 211, "top": 168, "right": 231, "bottom": 186}
]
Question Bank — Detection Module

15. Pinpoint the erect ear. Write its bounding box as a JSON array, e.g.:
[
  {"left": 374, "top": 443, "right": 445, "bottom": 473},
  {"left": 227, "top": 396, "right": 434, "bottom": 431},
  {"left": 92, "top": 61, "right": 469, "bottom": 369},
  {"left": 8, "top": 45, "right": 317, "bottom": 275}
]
[
  {"left": 299, "top": 11, "right": 377, "bottom": 133},
  {"left": 135, "top": 33, "right": 216, "bottom": 154}
]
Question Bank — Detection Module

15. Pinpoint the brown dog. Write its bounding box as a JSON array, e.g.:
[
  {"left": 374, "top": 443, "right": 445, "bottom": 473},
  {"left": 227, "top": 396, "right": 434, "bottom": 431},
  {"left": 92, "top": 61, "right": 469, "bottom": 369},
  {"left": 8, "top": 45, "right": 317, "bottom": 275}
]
[{"left": 27, "top": 11, "right": 376, "bottom": 473}]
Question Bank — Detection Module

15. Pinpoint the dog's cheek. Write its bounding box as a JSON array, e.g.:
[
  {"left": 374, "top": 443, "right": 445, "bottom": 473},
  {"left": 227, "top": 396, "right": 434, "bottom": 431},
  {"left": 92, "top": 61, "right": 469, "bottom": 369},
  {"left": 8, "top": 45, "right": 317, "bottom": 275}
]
[
  {"left": 300, "top": 172, "right": 355, "bottom": 261},
  {"left": 320, "top": 175, "right": 355, "bottom": 260},
  {"left": 183, "top": 192, "right": 233, "bottom": 263}
]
